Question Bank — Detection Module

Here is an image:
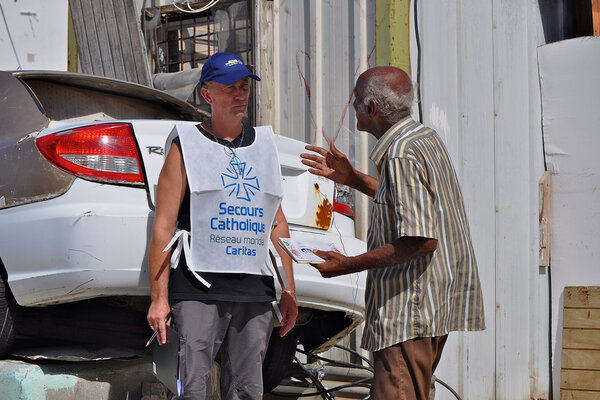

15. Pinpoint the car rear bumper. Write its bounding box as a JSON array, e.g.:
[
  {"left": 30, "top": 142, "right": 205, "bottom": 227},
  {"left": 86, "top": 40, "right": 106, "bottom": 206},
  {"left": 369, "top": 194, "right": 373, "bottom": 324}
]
[{"left": 0, "top": 179, "right": 365, "bottom": 320}]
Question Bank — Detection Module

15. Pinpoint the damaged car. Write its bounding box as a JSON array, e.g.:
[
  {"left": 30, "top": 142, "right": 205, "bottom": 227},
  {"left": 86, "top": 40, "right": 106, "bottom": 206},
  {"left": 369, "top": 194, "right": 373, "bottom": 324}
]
[{"left": 0, "top": 70, "right": 366, "bottom": 391}]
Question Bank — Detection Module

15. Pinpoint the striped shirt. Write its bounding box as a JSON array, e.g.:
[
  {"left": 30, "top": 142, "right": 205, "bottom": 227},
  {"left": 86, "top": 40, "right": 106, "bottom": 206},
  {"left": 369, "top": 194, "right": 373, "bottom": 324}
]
[{"left": 361, "top": 116, "right": 485, "bottom": 352}]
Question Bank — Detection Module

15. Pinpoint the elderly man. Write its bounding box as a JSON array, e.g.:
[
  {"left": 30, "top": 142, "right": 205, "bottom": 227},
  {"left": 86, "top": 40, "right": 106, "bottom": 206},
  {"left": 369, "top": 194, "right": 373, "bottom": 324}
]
[
  {"left": 148, "top": 52, "right": 297, "bottom": 400},
  {"left": 301, "top": 66, "right": 484, "bottom": 400}
]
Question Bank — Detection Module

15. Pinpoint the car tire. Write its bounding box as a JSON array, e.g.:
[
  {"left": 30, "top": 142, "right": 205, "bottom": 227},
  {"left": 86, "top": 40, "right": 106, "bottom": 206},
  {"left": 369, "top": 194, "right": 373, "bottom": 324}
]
[
  {"left": 262, "top": 327, "right": 298, "bottom": 393},
  {"left": 0, "top": 273, "right": 16, "bottom": 358}
]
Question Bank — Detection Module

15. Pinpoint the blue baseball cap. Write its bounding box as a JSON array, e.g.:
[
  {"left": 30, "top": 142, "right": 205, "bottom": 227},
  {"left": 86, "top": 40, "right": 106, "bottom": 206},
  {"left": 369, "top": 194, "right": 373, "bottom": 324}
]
[{"left": 200, "top": 52, "right": 261, "bottom": 85}]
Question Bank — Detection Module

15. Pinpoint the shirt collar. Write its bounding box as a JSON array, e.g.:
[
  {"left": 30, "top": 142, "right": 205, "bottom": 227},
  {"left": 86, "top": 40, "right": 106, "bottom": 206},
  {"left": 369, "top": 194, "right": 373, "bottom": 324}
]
[{"left": 369, "top": 116, "right": 414, "bottom": 167}]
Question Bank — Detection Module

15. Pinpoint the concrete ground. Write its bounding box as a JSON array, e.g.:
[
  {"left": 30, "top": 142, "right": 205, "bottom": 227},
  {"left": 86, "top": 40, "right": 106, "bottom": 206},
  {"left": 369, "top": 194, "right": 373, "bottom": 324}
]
[
  {"left": 0, "top": 356, "right": 159, "bottom": 400},
  {"left": 0, "top": 350, "right": 370, "bottom": 400}
]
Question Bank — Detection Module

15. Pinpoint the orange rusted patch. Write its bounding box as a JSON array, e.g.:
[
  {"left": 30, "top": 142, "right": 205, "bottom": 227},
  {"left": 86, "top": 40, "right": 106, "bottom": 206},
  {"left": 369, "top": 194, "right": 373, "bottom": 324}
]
[
  {"left": 316, "top": 197, "right": 333, "bottom": 229},
  {"left": 313, "top": 182, "right": 332, "bottom": 229}
]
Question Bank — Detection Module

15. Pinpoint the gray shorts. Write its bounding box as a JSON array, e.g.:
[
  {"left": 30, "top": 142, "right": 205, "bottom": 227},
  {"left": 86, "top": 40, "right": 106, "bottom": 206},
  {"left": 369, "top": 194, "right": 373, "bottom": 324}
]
[{"left": 173, "top": 300, "right": 274, "bottom": 400}]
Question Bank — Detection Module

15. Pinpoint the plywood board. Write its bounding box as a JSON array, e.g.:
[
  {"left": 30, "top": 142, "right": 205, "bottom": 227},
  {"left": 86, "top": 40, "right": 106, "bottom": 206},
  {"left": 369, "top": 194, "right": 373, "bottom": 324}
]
[
  {"left": 563, "top": 309, "right": 600, "bottom": 329},
  {"left": 563, "top": 329, "right": 600, "bottom": 350},
  {"left": 564, "top": 287, "right": 600, "bottom": 308},
  {"left": 562, "top": 349, "right": 600, "bottom": 371},
  {"left": 561, "top": 370, "right": 600, "bottom": 391},
  {"left": 561, "top": 390, "right": 600, "bottom": 400},
  {"left": 561, "top": 286, "right": 600, "bottom": 397}
]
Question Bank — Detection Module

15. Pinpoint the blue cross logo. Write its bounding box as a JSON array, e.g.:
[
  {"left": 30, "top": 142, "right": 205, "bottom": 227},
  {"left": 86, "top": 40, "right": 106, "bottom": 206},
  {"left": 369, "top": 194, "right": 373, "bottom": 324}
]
[{"left": 221, "top": 160, "right": 260, "bottom": 202}]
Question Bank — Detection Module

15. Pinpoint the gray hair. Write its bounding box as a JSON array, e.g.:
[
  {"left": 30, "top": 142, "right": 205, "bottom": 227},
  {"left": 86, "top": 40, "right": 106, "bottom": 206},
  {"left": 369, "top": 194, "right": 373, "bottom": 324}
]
[{"left": 359, "top": 76, "right": 414, "bottom": 124}]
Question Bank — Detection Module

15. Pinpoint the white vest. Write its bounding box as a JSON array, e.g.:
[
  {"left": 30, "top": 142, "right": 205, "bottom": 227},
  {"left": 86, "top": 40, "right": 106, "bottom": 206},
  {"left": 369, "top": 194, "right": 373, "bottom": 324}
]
[{"left": 168, "top": 123, "right": 283, "bottom": 278}]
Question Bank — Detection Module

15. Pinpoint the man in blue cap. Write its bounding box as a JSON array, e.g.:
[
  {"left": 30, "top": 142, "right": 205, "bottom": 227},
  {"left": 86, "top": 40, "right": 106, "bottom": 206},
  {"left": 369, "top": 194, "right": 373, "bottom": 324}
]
[{"left": 148, "top": 52, "right": 297, "bottom": 399}]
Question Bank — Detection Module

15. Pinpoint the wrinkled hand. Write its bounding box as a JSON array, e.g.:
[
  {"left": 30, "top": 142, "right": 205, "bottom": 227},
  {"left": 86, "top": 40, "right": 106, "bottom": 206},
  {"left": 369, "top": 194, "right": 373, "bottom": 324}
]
[
  {"left": 311, "top": 250, "right": 361, "bottom": 278},
  {"left": 278, "top": 292, "right": 298, "bottom": 337},
  {"left": 147, "top": 299, "right": 171, "bottom": 345},
  {"left": 300, "top": 142, "right": 353, "bottom": 186}
]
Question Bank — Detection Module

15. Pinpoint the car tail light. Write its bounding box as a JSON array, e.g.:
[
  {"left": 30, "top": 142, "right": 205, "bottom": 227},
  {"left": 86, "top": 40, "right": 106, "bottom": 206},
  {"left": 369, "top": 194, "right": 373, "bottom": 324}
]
[
  {"left": 333, "top": 183, "right": 355, "bottom": 217},
  {"left": 36, "top": 123, "right": 145, "bottom": 186}
]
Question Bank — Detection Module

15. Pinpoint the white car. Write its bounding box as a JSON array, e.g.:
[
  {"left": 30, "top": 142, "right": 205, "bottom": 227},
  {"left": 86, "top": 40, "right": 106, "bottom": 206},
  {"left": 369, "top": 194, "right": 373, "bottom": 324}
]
[{"left": 0, "top": 70, "right": 366, "bottom": 391}]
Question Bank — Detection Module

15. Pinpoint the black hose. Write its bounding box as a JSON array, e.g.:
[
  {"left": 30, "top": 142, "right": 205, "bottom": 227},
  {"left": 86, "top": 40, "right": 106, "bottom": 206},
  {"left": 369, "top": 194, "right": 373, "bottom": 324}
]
[
  {"left": 434, "top": 377, "right": 463, "bottom": 400},
  {"left": 296, "top": 347, "right": 373, "bottom": 373},
  {"left": 283, "top": 345, "right": 463, "bottom": 400},
  {"left": 333, "top": 344, "right": 374, "bottom": 369},
  {"left": 548, "top": 266, "right": 553, "bottom": 399},
  {"left": 413, "top": 0, "right": 423, "bottom": 122},
  {"left": 292, "top": 355, "right": 335, "bottom": 400}
]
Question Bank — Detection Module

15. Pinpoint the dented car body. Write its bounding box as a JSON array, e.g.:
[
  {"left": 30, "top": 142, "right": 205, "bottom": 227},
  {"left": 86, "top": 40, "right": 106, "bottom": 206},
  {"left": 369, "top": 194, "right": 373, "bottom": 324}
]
[{"left": 0, "top": 71, "right": 366, "bottom": 388}]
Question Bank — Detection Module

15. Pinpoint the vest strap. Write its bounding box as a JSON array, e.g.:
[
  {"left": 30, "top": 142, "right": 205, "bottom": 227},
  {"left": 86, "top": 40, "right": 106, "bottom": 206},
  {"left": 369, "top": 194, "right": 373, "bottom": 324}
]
[{"left": 163, "top": 229, "right": 212, "bottom": 289}]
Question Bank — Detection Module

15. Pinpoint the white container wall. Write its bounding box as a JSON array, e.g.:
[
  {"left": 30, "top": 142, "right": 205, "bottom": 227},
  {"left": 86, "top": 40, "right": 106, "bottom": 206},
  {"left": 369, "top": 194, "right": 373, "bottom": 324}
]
[
  {"left": 411, "top": 1, "right": 551, "bottom": 399},
  {"left": 0, "top": 1, "right": 69, "bottom": 71},
  {"left": 538, "top": 36, "right": 600, "bottom": 400}
]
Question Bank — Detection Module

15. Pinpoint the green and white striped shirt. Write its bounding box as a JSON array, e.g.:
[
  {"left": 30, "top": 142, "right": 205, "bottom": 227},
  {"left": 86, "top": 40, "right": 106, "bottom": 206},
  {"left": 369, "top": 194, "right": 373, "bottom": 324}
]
[{"left": 361, "top": 116, "right": 485, "bottom": 352}]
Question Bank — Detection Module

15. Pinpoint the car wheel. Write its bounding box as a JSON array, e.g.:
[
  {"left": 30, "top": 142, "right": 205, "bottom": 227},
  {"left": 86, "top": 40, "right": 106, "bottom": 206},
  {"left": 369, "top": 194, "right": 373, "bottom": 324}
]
[
  {"left": 263, "top": 327, "right": 298, "bottom": 393},
  {"left": 0, "top": 273, "right": 16, "bottom": 358}
]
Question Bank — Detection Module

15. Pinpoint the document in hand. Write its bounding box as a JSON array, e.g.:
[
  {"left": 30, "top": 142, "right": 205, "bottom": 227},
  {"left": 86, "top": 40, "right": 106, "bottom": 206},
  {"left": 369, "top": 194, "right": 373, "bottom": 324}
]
[
  {"left": 152, "top": 324, "right": 182, "bottom": 397},
  {"left": 278, "top": 238, "right": 342, "bottom": 264}
]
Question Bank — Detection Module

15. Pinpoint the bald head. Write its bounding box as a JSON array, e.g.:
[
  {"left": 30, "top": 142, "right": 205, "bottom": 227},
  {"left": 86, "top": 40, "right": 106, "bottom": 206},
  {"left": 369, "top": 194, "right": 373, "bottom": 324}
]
[{"left": 355, "top": 66, "right": 414, "bottom": 127}]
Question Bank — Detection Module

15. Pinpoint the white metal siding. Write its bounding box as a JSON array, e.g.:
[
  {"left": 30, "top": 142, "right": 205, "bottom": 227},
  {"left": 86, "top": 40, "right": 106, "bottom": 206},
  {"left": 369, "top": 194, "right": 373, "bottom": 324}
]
[
  {"left": 257, "top": 1, "right": 592, "bottom": 399},
  {"left": 414, "top": 1, "right": 549, "bottom": 399}
]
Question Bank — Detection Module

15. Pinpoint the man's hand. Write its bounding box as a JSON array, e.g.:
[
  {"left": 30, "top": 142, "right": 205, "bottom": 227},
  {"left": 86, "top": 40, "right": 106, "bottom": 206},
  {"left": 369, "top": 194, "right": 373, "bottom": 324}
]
[
  {"left": 147, "top": 299, "right": 171, "bottom": 345},
  {"left": 301, "top": 143, "right": 378, "bottom": 197},
  {"left": 310, "top": 250, "right": 364, "bottom": 278},
  {"left": 278, "top": 292, "right": 298, "bottom": 337},
  {"left": 300, "top": 143, "right": 354, "bottom": 186}
]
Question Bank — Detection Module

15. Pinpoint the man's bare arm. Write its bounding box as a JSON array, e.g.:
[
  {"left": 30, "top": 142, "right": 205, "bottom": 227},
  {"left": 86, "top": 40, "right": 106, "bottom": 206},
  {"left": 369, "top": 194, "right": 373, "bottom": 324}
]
[
  {"left": 312, "top": 237, "right": 438, "bottom": 278},
  {"left": 270, "top": 206, "right": 298, "bottom": 337},
  {"left": 147, "top": 143, "right": 186, "bottom": 345}
]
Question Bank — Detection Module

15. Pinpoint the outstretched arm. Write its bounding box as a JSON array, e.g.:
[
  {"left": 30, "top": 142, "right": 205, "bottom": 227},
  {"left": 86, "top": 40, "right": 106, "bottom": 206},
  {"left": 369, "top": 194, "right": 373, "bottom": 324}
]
[
  {"left": 270, "top": 206, "right": 298, "bottom": 337},
  {"left": 311, "top": 236, "right": 438, "bottom": 278},
  {"left": 300, "top": 142, "right": 378, "bottom": 197}
]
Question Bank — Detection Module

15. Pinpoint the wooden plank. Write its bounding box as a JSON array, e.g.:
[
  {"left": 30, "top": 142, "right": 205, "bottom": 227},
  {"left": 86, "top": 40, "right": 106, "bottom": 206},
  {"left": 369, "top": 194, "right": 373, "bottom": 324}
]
[
  {"left": 91, "top": 0, "right": 116, "bottom": 78},
  {"left": 122, "top": 0, "right": 151, "bottom": 86},
  {"left": 112, "top": 0, "right": 140, "bottom": 84},
  {"left": 68, "top": 0, "right": 93, "bottom": 73},
  {"left": 561, "top": 369, "right": 600, "bottom": 391},
  {"left": 539, "top": 171, "right": 551, "bottom": 267},
  {"left": 67, "top": 5, "right": 78, "bottom": 72},
  {"left": 80, "top": 0, "right": 105, "bottom": 76},
  {"left": 562, "top": 349, "right": 600, "bottom": 370},
  {"left": 561, "top": 390, "right": 600, "bottom": 400},
  {"left": 564, "top": 287, "right": 600, "bottom": 308},
  {"left": 563, "top": 328, "right": 600, "bottom": 350},
  {"left": 593, "top": 0, "right": 600, "bottom": 36},
  {"left": 103, "top": 0, "right": 127, "bottom": 81},
  {"left": 563, "top": 308, "right": 600, "bottom": 329}
]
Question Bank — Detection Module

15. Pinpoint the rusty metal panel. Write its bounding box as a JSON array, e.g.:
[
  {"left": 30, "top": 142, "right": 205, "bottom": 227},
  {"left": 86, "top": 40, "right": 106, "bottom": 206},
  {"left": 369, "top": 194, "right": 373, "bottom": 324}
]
[
  {"left": 375, "top": 0, "right": 411, "bottom": 72},
  {"left": 0, "top": 71, "right": 74, "bottom": 210}
]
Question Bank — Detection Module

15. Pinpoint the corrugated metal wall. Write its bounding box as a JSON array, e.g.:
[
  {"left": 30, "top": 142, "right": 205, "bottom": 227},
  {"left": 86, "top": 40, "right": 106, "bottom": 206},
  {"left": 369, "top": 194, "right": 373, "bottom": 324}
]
[
  {"left": 413, "top": 1, "right": 548, "bottom": 399},
  {"left": 256, "top": 0, "right": 377, "bottom": 241},
  {"left": 257, "top": 1, "right": 566, "bottom": 399}
]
